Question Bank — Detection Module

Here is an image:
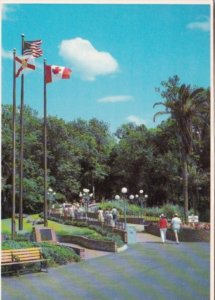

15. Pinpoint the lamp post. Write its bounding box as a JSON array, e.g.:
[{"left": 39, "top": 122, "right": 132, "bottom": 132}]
[
  {"left": 129, "top": 194, "right": 134, "bottom": 204},
  {"left": 121, "top": 187, "right": 128, "bottom": 230},
  {"left": 144, "top": 194, "right": 148, "bottom": 208},
  {"left": 135, "top": 194, "right": 139, "bottom": 217},
  {"left": 79, "top": 192, "right": 83, "bottom": 206},
  {"left": 83, "top": 188, "right": 91, "bottom": 221},
  {"left": 47, "top": 188, "right": 56, "bottom": 216},
  {"left": 139, "top": 189, "right": 144, "bottom": 218}
]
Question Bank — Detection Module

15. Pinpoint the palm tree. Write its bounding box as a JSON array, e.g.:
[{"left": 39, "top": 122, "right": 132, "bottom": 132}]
[{"left": 153, "top": 77, "right": 206, "bottom": 222}]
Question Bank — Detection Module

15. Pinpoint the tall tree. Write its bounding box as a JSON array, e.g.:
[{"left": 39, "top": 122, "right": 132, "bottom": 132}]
[{"left": 153, "top": 75, "right": 208, "bottom": 222}]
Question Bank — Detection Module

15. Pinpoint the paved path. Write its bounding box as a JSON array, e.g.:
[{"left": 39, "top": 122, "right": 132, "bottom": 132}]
[{"left": 2, "top": 233, "right": 210, "bottom": 300}]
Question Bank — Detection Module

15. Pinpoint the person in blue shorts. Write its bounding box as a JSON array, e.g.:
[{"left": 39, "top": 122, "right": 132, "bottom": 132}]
[{"left": 171, "top": 213, "right": 182, "bottom": 244}]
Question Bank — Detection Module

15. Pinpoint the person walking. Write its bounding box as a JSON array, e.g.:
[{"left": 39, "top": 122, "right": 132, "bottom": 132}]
[
  {"left": 171, "top": 213, "right": 182, "bottom": 244},
  {"left": 112, "top": 207, "right": 118, "bottom": 226},
  {"left": 97, "top": 207, "right": 104, "bottom": 223},
  {"left": 159, "top": 214, "right": 168, "bottom": 244}
]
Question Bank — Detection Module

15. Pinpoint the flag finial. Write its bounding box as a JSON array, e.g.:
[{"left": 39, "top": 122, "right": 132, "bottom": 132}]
[{"left": 21, "top": 33, "right": 25, "bottom": 37}]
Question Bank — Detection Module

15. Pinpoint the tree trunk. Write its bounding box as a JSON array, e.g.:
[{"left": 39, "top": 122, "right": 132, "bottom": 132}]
[{"left": 182, "top": 152, "right": 189, "bottom": 223}]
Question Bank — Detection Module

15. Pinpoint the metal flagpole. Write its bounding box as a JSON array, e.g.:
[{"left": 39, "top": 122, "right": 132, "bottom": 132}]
[
  {"left": 19, "top": 33, "right": 25, "bottom": 230},
  {"left": 44, "top": 59, "right": 48, "bottom": 227},
  {"left": 12, "top": 49, "right": 17, "bottom": 239}
]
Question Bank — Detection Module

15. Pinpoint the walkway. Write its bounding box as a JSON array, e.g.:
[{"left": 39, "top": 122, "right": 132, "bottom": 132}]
[{"left": 2, "top": 233, "right": 210, "bottom": 300}]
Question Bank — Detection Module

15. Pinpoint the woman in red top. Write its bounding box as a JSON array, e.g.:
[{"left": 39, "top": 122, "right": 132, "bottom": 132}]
[{"left": 159, "top": 214, "right": 168, "bottom": 243}]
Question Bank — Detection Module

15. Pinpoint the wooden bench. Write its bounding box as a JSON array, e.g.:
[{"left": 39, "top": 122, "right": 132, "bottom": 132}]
[{"left": 1, "top": 247, "right": 48, "bottom": 275}]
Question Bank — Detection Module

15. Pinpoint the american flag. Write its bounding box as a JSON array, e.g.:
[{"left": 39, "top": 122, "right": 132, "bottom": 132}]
[{"left": 23, "top": 40, "right": 43, "bottom": 58}]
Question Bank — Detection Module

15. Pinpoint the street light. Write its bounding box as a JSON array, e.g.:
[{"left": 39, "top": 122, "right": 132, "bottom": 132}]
[
  {"left": 139, "top": 189, "right": 144, "bottom": 218},
  {"left": 115, "top": 195, "right": 120, "bottom": 201},
  {"left": 129, "top": 194, "right": 134, "bottom": 203},
  {"left": 134, "top": 194, "right": 140, "bottom": 217},
  {"left": 83, "top": 188, "right": 92, "bottom": 221},
  {"left": 121, "top": 187, "right": 128, "bottom": 230},
  {"left": 144, "top": 194, "right": 148, "bottom": 208},
  {"left": 47, "top": 188, "right": 56, "bottom": 216}
]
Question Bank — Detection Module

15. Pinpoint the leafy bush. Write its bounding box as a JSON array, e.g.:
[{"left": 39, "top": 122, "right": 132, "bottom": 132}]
[
  {"left": 159, "top": 204, "right": 183, "bottom": 219},
  {"left": 88, "top": 224, "right": 124, "bottom": 247},
  {"left": 2, "top": 240, "right": 34, "bottom": 250},
  {"left": 64, "top": 220, "right": 87, "bottom": 227},
  {"left": 100, "top": 200, "right": 141, "bottom": 216},
  {"left": 39, "top": 242, "right": 80, "bottom": 265},
  {"left": 144, "top": 207, "right": 162, "bottom": 217},
  {"left": 105, "top": 233, "right": 124, "bottom": 247},
  {"left": 126, "top": 204, "right": 141, "bottom": 216}
]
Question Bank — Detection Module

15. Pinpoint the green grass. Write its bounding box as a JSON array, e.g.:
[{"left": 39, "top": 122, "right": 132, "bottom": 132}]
[{"left": 1, "top": 215, "right": 102, "bottom": 238}]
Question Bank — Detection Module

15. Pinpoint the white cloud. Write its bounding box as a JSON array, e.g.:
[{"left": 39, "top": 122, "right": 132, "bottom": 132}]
[
  {"left": 59, "top": 37, "right": 119, "bottom": 81},
  {"left": 1, "top": 4, "right": 16, "bottom": 20},
  {"left": 2, "top": 49, "right": 13, "bottom": 59},
  {"left": 97, "top": 95, "right": 133, "bottom": 103},
  {"left": 187, "top": 17, "right": 210, "bottom": 32},
  {"left": 127, "top": 115, "right": 146, "bottom": 126}
]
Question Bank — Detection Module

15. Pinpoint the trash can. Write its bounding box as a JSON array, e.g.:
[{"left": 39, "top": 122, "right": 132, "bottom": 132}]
[{"left": 127, "top": 225, "right": 137, "bottom": 244}]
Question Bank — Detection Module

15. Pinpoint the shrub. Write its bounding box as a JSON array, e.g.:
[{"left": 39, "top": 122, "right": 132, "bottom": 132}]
[
  {"left": 145, "top": 207, "right": 162, "bottom": 217},
  {"left": 2, "top": 240, "right": 35, "bottom": 250},
  {"left": 159, "top": 204, "right": 182, "bottom": 219},
  {"left": 64, "top": 220, "right": 87, "bottom": 227},
  {"left": 100, "top": 200, "right": 141, "bottom": 216},
  {"left": 39, "top": 242, "right": 80, "bottom": 266},
  {"left": 88, "top": 224, "right": 124, "bottom": 247}
]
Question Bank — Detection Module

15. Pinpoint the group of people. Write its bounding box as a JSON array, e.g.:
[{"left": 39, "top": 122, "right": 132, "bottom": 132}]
[
  {"left": 97, "top": 207, "right": 118, "bottom": 227},
  {"left": 158, "top": 213, "right": 182, "bottom": 244},
  {"left": 50, "top": 202, "right": 84, "bottom": 219}
]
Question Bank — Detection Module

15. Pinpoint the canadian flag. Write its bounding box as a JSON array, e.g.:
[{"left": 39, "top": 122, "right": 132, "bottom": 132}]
[{"left": 45, "top": 65, "right": 72, "bottom": 84}]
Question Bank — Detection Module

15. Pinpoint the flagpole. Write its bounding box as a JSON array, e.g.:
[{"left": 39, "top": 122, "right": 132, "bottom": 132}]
[
  {"left": 12, "top": 49, "right": 17, "bottom": 239},
  {"left": 19, "top": 33, "right": 25, "bottom": 231},
  {"left": 44, "top": 59, "right": 48, "bottom": 227}
]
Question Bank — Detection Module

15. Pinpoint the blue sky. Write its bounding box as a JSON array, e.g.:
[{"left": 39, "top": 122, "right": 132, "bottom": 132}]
[{"left": 2, "top": 3, "right": 211, "bottom": 132}]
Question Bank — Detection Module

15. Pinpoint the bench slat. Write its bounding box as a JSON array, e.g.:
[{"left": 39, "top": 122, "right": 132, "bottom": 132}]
[
  {"left": 2, "top": 247, "right": 41, "bottom": 253},
  {"left": 13, "top": 254, "right": 41, "bottom": 258},
  {"left": 1, "top": 259, "right": 13, "bottom": 263},
  {"left": 2, "top": 259, "right": 46, "bottom": 266},
  {"left": 13, "top": 253, "right": 41, "bottom": 257},
  {"left": 1, "top": 257, "right": 13, "bottom": 260},
  {"left": 1, "top": 254, "right": 13, "bottom": 258},
  {"left": 13, "top": 257, "right": 41, "bottom": 262},
  {"left": 11, "top": 249, "right": 41, "bottom": 253},
  {"left": 2, "top": 248, "right": 41, "bottom": 254}
]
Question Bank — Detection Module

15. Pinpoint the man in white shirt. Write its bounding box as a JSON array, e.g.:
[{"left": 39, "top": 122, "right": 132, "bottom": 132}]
[{"left": 171, "top": 213, "right": 182, "bottom": 244}]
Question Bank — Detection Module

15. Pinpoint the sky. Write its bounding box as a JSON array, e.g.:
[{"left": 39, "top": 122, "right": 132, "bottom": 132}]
[{"left": 1, "top": 2, "right": 211, "bottom": 132}]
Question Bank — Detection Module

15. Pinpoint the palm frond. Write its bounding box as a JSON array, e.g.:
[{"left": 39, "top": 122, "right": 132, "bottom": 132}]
[
  {"left": 153, "top": 102, "right": 165, "bottom": 108},
  {"left": 153, "top": 111, "right": 169, "bottom": 122},
  {"left": 190, "top": 88, "right": 204, "bottom": 99}
]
